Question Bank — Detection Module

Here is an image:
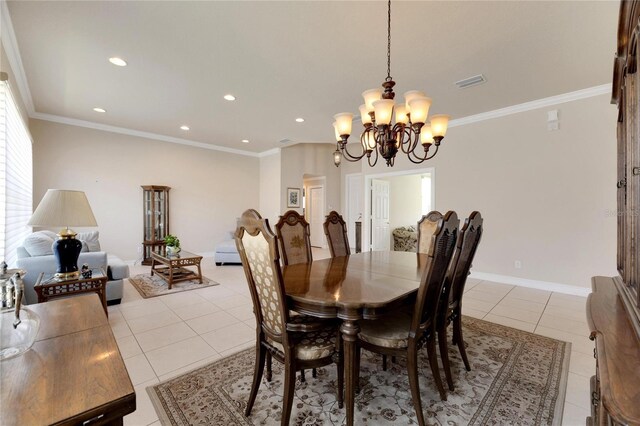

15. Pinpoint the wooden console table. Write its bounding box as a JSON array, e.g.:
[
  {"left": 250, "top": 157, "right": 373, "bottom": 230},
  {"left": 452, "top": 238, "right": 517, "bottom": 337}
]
[
  {"left": 150, "top": 250, "right": 203, "bottom": 289},
  {"left": 0, "top": 294, "right": 136, "bottom": 425}
]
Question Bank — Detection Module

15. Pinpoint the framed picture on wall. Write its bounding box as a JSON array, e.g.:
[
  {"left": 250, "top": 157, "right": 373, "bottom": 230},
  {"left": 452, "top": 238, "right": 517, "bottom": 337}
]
[{"left": 287, "top": 187, "right": 301, "bottom": 208}]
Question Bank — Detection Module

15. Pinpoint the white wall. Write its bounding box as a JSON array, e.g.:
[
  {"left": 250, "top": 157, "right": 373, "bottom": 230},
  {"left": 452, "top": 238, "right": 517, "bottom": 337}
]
[
  {"left": 29, "top": 119, "right": 260, "bottom": 261},
  {"left": 259, "top": 150, "right": 281, "bottom": 225},
  {"left": 343, "top": 94, "right": 618, "bottom": 288},
  {"left": 280, "top": 143, "right": 341, "bottom": 217},
  {"left": 379, "top": 174, "right": 423, "bottom": 233}
]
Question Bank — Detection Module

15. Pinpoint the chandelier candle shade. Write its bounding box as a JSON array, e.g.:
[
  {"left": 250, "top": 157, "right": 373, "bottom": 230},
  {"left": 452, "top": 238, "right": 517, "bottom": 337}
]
[
  {"left": 27, "top": 190, "right": 98, "bottom": 281},
  {"left": 333, "top": 0, "right": 450, "bottom": 167}
]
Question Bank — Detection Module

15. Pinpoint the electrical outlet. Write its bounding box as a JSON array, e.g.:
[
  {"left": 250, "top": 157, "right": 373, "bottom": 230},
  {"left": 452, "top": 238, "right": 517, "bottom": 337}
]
[{"left": 514, "top": 260, "right": 522, "bottom": 269}]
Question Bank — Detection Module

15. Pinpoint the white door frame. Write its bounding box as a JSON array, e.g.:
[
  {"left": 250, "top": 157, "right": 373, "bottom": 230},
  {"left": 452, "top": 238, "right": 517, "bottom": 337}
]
[{"left": 362, "top": 167, "right": 436, "bottom": 252}]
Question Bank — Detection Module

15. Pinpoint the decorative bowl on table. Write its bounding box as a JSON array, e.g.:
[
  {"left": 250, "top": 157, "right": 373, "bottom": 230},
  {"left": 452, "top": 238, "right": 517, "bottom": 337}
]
[{"left": 0, "top": 269, "right": 40, "bottom": 361}]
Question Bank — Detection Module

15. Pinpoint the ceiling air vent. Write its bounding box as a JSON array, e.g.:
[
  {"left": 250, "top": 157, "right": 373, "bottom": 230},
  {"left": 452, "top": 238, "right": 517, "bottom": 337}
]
[{"left": 455, "top": 74, "right": 486, "bottom": 89}]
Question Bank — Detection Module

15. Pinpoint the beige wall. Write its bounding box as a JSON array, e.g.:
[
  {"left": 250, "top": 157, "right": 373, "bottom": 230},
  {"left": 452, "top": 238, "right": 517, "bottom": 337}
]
[
  {"left": 280, "top": 143, "right": 341, "bottom": 217},
  {"left": 379, "top": 174, "right": 423, "bottom": 234},
  {"left": 259, "top": 150, "right": 282, "bottom": 225},
  {"left": 343, "top": 94, "right": 618, "bottom": 288},
  {"left": 30, "top": 119, "right": 260, "bottom": 261}
]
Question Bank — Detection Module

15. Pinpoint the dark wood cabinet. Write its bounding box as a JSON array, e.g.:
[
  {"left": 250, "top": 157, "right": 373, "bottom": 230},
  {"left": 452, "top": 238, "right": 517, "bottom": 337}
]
[
  {"left": 141, "top": 185, "right": 170, "bottom": 265},
  {"left": 587, "top": 2, "right": 640, "bottom": 425}
]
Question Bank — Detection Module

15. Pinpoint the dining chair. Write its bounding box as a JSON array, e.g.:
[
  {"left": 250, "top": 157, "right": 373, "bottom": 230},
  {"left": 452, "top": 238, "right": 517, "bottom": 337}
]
[
  {"left": 323, "top": 211, "right": 350, "bottom": 257},
  {"left": 356, "top": 211, "right": 459, "bottom": 426},
  {"left": 436, "top": 211, "right": 483, "bottom": 390},
  {"left": 275, "top": 210, "right": 313, "bottom": 266},
  {"left": 275, "top": 210, "right": 322, "bottom": 382},
  {"left": 416, "top": 211, "right": 443, "bottom": 254},
  {"left": 235, "top": 209, "right": 344, "bottom": 425}
]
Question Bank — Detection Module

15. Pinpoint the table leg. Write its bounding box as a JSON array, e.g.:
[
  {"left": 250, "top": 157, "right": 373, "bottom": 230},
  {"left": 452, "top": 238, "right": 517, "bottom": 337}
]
[
  {"left": 340, "top": 319, "right": 360, "bottom": 426},
  {"left": 150, "top": 258, "right": 155, "bottom": 276},
  {"left": 168, "top": 263, "right": 174, "bottom": 290},
  {"left": 197, "top": 262, "right": 203, "bottom": 284}
]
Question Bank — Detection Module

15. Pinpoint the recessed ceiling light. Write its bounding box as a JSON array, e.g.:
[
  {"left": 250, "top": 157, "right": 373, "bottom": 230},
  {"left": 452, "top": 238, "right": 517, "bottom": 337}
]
[
  {"left": 241, "top": 139, "right": 249, "bottom": 143},
  {"left": 108, "top": 57, "right": 127, "bottom": 67},
  {"left": 93, "top": 107, "right": 106, "bottom": 113},
  {"left": 180, "top": 125, "right": 190, "bottom": 131},
  {"left": 295, "top": 118, "right": 305, "bottom": 123},
  {"left": 224, "top": 94, "right": 236, "bottom": 101}
]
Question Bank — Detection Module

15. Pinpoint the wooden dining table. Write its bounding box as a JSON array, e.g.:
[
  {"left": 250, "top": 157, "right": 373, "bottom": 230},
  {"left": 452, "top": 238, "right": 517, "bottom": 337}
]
[{"left": 283, "top": 250, "right": 429, "bottom": 426}]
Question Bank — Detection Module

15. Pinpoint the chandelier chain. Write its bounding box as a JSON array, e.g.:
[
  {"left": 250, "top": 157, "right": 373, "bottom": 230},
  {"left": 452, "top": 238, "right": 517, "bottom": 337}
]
[{"left": 386, "top": 0, "right": 392, "bottom": 81}]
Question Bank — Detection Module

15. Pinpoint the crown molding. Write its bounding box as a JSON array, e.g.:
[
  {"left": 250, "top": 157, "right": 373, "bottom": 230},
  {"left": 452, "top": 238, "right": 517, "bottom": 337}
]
[
  {"left": 1, "top": 0, "right": 612, "bottom": 157},
  {"left": 449, "top": 84, "right": 611, "bottom": 128},
  {"left": 258, "top": 148, "right": 281, "bottom": 157},
  {"left": 31, "top": 112, "right": 261, "bottom": 157},
  {"left": 1, "top": 0, "right": 35, "bottom": 115}
]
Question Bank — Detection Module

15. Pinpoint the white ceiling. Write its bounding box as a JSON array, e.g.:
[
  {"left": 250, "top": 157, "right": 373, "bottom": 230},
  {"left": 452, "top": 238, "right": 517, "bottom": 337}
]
[{"left": 6, "top": 1, "right": 618, "bottom": 154}]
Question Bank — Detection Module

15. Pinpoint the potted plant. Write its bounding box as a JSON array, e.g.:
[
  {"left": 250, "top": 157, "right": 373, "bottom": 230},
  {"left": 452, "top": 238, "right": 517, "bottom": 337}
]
[{"left": 164, "top": 234, "right": 181, "bottom": 256}]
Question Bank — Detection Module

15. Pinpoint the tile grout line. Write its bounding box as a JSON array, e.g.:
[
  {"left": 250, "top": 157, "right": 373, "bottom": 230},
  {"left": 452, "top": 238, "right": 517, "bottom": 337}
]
[{"left": 532, "top": 291, "right": 552, "bottom": 332}]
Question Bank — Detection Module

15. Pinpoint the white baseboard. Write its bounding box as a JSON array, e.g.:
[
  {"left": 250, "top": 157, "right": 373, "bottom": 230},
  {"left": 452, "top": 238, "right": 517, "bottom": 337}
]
[{"left": 469, "top": 271, "right": 590, "bottom": 297}]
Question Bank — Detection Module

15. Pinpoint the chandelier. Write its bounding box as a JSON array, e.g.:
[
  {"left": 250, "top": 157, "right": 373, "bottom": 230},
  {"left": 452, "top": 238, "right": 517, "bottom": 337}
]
[{"left": 332, "top": 0, "right": 450, "bottom": 167}]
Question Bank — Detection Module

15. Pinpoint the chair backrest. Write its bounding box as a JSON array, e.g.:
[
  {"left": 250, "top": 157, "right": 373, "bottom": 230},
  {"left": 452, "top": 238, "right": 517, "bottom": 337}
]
[
  {"left": 417, "top": 211, "right": 443, "bottom": 254},
  {"left": 411, "top": 211, "right": 459, "bottom": 336},
  {"left": 323, "top": 211, "right": 351, "bottom": 257},
  {"left": 275, "top": 210, "right": 313, "bottom": 265},
  {"left": 447, "top": 211, "right": 483, "bottom": 311},
  {"left": 235, "top": 209, "right": 289, "bottom": 341}
]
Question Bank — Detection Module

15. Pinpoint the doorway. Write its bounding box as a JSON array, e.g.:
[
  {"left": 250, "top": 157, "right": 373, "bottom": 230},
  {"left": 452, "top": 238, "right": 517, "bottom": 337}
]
[
  {"left": 304, "top": 176, "right": 327, "bottom": 248},
  {"left": 363, "top": 167, "right": 435, "bottom": 251}
]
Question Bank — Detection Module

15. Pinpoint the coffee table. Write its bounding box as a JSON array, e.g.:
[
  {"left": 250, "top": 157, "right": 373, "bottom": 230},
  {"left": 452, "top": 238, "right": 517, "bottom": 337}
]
[{"left": 150, "top": 250, "right": 203, "bottom": 289}]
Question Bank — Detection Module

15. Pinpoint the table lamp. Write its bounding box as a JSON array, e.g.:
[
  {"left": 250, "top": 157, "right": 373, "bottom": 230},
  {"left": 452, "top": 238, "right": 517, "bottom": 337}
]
[{"left": 27, "top": 189, "right": 98, "bottom": 281}]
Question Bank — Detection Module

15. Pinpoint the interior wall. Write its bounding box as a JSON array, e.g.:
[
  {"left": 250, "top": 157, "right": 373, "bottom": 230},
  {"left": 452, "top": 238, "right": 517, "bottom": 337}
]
[
  {"left": 259, "top": 150, "right": 281, "bottom": 225},
  {"left": 348, "top": 94, "right": 617, "bottom": 288},
  {"left": 29, "top": 119, "right": 260, "bottom": 261},
  {"left": 378, "top": 174, "right": 423, "bottom": 233},
  {"left": 280, "top": 143, "right": 341, "bottom": 218}
]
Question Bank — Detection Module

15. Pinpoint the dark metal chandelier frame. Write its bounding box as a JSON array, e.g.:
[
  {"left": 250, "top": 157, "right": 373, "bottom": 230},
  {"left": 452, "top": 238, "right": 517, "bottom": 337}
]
[{"left": 333, "top": 0, "right": 449, "bottom": 167}]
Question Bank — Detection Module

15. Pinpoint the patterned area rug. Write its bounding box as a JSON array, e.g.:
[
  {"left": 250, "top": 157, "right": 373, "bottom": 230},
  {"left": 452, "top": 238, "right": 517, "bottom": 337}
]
[
  {"left": 128, "top": 273, "right": 219, "bottom": 298},
  {"left": 148, "top": 317, "right": 570, "bottom": 425}
]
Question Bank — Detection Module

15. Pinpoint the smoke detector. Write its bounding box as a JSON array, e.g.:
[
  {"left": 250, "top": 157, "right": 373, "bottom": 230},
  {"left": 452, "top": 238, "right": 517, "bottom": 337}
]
[{"left": 455, "top": 74, "right": 486, "bottom": 89}]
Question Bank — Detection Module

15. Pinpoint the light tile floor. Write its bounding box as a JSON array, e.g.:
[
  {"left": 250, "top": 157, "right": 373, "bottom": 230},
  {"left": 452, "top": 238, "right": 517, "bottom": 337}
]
[{"left": 112, "top": 249, "right": 592, "bottom": 426}]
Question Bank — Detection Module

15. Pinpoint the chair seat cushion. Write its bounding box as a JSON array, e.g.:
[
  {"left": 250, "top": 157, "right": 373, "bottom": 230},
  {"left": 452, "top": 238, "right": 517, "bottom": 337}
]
[
  {"left": 269, "top": 326, "right": 337, "bottom": 361},
  {"left": 359, "top": 310, "right": 413, "bottom": 349}
]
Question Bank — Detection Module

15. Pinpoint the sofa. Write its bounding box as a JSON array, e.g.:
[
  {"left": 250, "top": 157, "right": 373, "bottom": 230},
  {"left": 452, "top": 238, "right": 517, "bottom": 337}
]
[
  {"left": 214, "top": 231, "right": 241, "bottom": 265},
  {"left": 392, "top": 226, "right": 418, "bottom": 252},
  {"left": 16, "top": 230, "right": 129, "bottom": 305}
]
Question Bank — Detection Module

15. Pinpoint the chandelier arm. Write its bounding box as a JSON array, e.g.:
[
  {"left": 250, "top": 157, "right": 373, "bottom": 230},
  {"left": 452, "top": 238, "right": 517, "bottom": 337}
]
[
  {"left": 397, "top": 126, "right": 415, "bottom": 154},
  {"left": 341, "top": 139, "right": 367, "bottom": 161},
  {"left": 367, "top": 150, "right": 379, "bottom": 167},
  {"left": 404, "top": 142, "right": 439, "bottom": 164}
]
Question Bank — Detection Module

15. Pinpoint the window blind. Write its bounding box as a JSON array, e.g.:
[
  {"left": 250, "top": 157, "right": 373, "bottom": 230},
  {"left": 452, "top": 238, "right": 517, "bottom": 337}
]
[{"left": 0, "top": 80, "right": 33, "bottom": 267}]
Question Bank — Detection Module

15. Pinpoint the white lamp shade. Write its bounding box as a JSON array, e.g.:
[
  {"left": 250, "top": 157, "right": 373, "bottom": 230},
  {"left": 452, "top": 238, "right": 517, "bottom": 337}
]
[
  {"left": 372, "top": 99, "right": 394, "bottom": 125},
  {"left": 362, "top": 131, "right": 377, "bottom": 151},
  {"left": 407, "top": 97, "right": 432, "bottom": 124},
  {"left": 362, "top": 88, "right": 383, "bottom": 112},
  {"left": 334, "top": 112, "right": 354, "bottom": 136},
  {"left": 420, "top": 125, "right": 434, "bottom": 145},
  {"left": 332, "top": 121, "right": 341, "bottom": 141},
  {"left": 404, "top": 90, "right": 426, "bottom": 111},
  {"left": 395, "top": 104, "right": 409, "bottom": 125},
  {"left": 359, "top": 104, "right": 372, "bottom": 125},
  {"left": 28, "top": 189, "right": 97, "bottom": 228},
  {"left": 430, "top": 114, "right": 451, "bottom": 137}
]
